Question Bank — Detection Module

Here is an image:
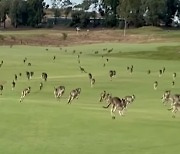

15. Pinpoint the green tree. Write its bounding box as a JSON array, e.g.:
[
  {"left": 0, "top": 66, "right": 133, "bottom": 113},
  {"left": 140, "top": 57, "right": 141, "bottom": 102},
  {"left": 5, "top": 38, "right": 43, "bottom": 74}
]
[
  {"left": 101, "top": 0, "right": 119, "bottom": 15},
  {"left": 51, "top": 0, "right": 73, "bottom": 21},
  {"left": 74, "top": 0, "right": 98, "bottom": 11},
  {"left": 90, "top": 11, "right": 97, "bottom": 27},
  {"left": 26, "top": 0, "right": 47, "bottom": 27},
  {"left": 80, "top": 0, "right": 94, "bottom": 10},
  {"left": 80, "top": 12, "right": 91, "bottom": 27},
  {"left": 0, "top": 0, "right": 10, "bottom": 28},
  {"left": 118, "top": 0, "right": 144, "bottom": 27},
  {"left": 70, "top": 10, "right": 91, "bottom": 28},
  {"left": 9, "top": 0, "right": 28, "bottom": 28},
  {"left": 70, "top": 11, "right": 81, "bottom": 27},
  {"left": 165, "top": 0, "right": 180, "bottom": 26},
  {"left": 19, "top": 1, "right": 29, "bottom": 26},
  {"left": 100, "top": 0, "right": 119, "bottom": 27},
  {"left": 54, "top": 8, "right": 61, "bottom": 24},
  {"left": 141, "top": 0, "right": 167, "bottom": 26},
  {"left": 9, "top": 0, "right": 19, "bottom": 27},
  {"left": 64, "top": 7, "right": 72, "bottom": 19},
  {"left": 51, "top": 0, "right": 72, "bottom": 8},
  {"left": 61, "top": 0, "right": 72, "bottom": 8}
]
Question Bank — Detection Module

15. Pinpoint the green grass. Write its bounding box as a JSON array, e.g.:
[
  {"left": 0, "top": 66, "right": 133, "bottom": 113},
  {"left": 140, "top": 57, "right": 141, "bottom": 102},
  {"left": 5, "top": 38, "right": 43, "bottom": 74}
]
[
  {"left": 105, "top": 45, "right": 180, "bottom": 60},
  {"left": 126, "top": 26, "right": 180, "bottom": 37},
  {"left": 0, "top": 43, "right": 180, "bottom": 154}
]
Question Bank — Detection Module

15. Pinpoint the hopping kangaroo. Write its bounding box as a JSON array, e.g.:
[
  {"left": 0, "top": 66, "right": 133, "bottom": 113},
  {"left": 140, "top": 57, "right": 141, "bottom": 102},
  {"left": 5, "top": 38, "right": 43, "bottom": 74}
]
[
  {"left": 41, "top": 72, "right": 48, "bottom": 81},
  {"left": 68, "top": 88, "right": 81, "bottom": 104},
  {"left": 88, "top": 73, "right": 92, "bottom": 80},
  {"left": 109, "top": 70, "right": 116, "bottom": 81},
  {"left": 54, "top": 86, "right": 65, "bottom": 100},
  {"left": 161, "top": 90, "right": 171, "bottom": 105},
  {"left": 103, "top": 95, "right": 127, "bottom": 119},
  {"left": 88, "top": 73, "right": 95, "bottom": 87},
  {"left": 168, "top": 101, "right": 180, "bottom": 118},
  {"left": 99, "top": 90, "right": 107, "bottom": 102},
  {"left": 79, "top": 66, "right": 87, "bottom": 73},
  {"left": 161, "top": 90, "right": 180, "bottom": 117},
  {"left": 20, "top": 86, "right": 31, "bottom": 102},
  {"left": 0, "top": 84, "right": 3, "bottom": 95},
  {"left": 154, "top": 81, "right": 158, "bottom": 90},
  {"left": 161, "top": 90, "right": 180, "bottom": 105},
  {"left": 90, "top": 78, "right": 95, "bottom": 87},
  {"left": 99, "top": 91, "right": 111, "bottom": 103}
]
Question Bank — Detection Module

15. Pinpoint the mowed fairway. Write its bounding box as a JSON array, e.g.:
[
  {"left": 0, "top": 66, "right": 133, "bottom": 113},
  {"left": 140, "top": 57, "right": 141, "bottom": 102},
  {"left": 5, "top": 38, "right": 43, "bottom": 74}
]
[{"left": 0, "top": 43, "right": 180, "bottom": 154}]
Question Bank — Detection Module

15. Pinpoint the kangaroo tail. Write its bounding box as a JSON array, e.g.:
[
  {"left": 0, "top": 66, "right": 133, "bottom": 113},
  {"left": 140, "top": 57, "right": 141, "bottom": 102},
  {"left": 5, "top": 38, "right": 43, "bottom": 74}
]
[
  {"left": 167, "top": 107, "right": 173, "bottom": 111},
  {"left": 103, "top": 103, "right": 111, "bottom": 108}
]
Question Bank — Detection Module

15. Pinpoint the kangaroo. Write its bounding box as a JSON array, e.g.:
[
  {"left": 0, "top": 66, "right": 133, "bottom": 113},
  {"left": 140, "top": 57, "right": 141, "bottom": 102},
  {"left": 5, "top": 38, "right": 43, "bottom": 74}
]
[
  {"left": 168, "top": 101, "right": 180, "bottom": 118},
  {"left": 162, "top": 90, "right": 180, "bottom": 105},
  {"left": 20, "top": 86, "right": 31, "bottom": 103},
  {"left": 40, "top": 82, "right": 43, "bottom": 90},
  {"left": 154, "top": 81, "right": 158, "bottom": 90},
  {"left": 68, "top": 88, "right": 81, "bottom": 104},
  {"left": 12, "top": 80, "right": 16, "bottom": 90},
  {"left": 0, "top": 84, "right": 3, "bottom": 95},
  {"left": 103, "top": 95, "right": 127, "bottom": 119},
  {"left": 79, "top": 66, "right": 87, "bottom": 73},
  {"left": 99, "top": 91, "right": 111, "bottom": 103},
  {"left": 109, "top": 70, "right": 116, "bottom": 81},
  {"left": 99, "top": 91, "right": 106, "bottom": 102},
  {"left": 26, "top": 71, "right": 30, "bottom": 80},
  {"left": 173, "top": 72, "right": 176, "bottom": 80},
  {"left": 54, "top": 86, "right": 65, "bottom": 100},
  {"left": 41, "top": 72, "right": 48, "bottom": 81},
  {"left": 90, "top": 78, "right": 95, "bottom": 87}
]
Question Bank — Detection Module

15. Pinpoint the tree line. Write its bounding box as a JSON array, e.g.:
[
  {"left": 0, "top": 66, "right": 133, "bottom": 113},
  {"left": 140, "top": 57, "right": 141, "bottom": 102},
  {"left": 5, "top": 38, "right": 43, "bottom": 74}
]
[
  {"left": 76, "top": 0, "right": 180, "bottom": 28},
  {"left": 0, "top": 0, "right": 180, "bottom": 28},
  {"left": 0, "top": 0, "right": 49, "bottom": 28}
]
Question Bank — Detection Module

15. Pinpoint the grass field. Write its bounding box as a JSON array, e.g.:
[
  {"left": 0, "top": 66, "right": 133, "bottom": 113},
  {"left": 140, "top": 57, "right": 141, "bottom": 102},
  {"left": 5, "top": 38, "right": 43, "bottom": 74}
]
[{"left": 0, "top": 42, "right": 180, "bottom": 154}]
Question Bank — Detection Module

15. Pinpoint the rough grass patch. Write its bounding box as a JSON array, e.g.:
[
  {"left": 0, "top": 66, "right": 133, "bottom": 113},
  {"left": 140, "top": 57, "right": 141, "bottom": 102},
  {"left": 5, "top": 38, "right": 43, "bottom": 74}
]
[
  {"left": 10, "top": 35, "right": 16, "bottom": 41},
  {"left": 62, "top": 32, "right": 68, "bottom": 40},
  {"left": 103, "top": 45, "right": 180, "bottom": 60},
  {"left": 0, "top": 34, "right": 5, "bottom": 40}
]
